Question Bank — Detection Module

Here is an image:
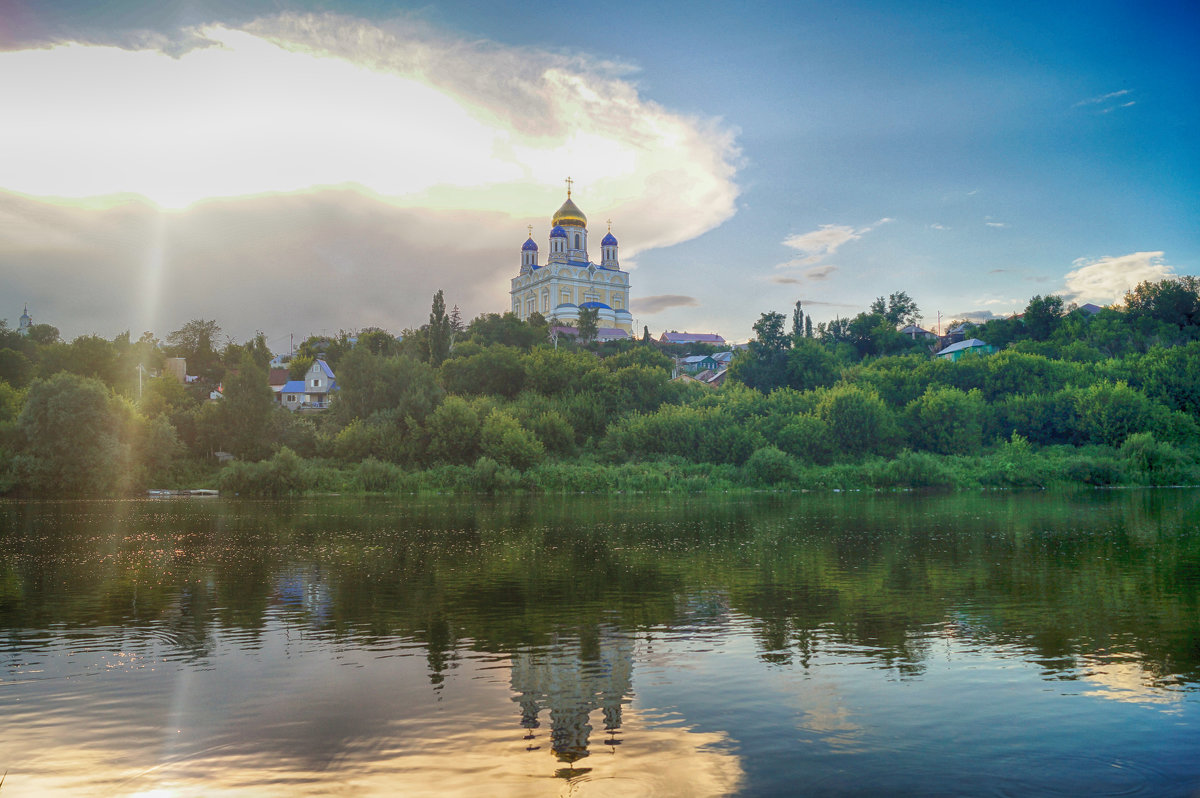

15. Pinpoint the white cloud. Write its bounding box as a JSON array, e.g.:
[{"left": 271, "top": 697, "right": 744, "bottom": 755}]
[
  {"left": 985, "top": 221, "right": 1008, "bottom": 228},
  {"left": 779, "top": 217, "right": 889, "bottom": 263},
  {"left": 1073, "top": 89, "right": 1131, "bottom": 108},
  {"left": 1062, "top": 251, "right": 1175, "bottom": 304},
  {"left": 0, "top": 14, "right": 739, "bottom": 252},
  {"left": 781, "top": 224, "right": 861, "bottom": 258},
  {"left": 930, "top": 223, "right": 948, "bottom": 230}
]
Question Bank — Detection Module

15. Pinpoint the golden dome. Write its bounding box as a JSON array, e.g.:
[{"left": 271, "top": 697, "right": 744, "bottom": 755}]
[{"left": 552, "top": 196, "right": 587, "bottom": 228}]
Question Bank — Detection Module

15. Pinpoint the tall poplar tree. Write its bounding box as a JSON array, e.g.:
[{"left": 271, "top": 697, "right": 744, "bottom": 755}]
[{"left": 428, "top": 290, "right": 452, "bottom": 367}]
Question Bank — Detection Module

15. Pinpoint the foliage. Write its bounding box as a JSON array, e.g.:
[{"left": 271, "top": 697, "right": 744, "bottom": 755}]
[
  {"left": 744, "top": 446, "right": 798, "bottom": 486},
  {"left": 428, "top": 290, "right": 452, "bottom": 367},
  {"left": 440, "top": 345, "right": 526, "bottom": 398},
  {"left": 14, "top": 373, "right": 136, "bottom": 494},
  {"left": 904, "top": 387, "right": 985, "bottom": 455},
  {"left": 480, "top": 409, "right": 544, "bottom": 470},
  {"left": 334, "top": 347, "right": 443, "bottom": 425},
  {"left": 217, "top": 447, "right": 314, "bottom": 496}
]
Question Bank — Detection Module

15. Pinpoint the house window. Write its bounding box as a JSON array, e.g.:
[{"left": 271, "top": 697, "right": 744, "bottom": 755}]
[
  {"left": 287, "top": 395, "right": 296, "bottom": 402},
  {"left": 312, "top": 378, "right": 320, "bottom": 387}
]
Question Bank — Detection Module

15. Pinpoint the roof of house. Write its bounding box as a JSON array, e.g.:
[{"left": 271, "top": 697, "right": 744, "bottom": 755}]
[
  {"left": 681, "top": 355, "right": 713, "bottom": 364},
  {"left": 711, "top": 351, "right": 735, "bottom": 363},
  {"left": 269, "top": 368, "right": 290, "bottom": 387},
  {"left": 314, "top": 359, "right": 335, "bottom": 380},
  {"left": 938, "top": 338, "right": 992, "bottom": 356},
  {"left": 1078, "top": 302, "right": 1103, "bottom": 315},
  {"left": 660, "top": 331, "right": 726, "bottom": 344},
  {"left": 281, "top": 380, "right": 308, "bottom": 393}
]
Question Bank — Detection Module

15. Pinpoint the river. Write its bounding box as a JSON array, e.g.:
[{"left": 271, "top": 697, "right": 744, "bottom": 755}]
[{"left": 1, "top": 491, "right": 1198, "bottom": 796}]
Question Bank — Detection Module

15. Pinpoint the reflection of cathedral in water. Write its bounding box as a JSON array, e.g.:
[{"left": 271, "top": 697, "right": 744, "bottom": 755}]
[{"left": 509, "top": 626, "right": 634, "bottom": 765}]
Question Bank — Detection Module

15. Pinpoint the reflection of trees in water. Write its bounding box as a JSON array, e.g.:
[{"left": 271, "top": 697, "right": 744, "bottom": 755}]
[{"left": 2, "top": 491, "right": 1199, "bottom": 687}]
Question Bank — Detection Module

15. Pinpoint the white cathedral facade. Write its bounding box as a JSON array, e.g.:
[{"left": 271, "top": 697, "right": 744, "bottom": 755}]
[{"left": 510, "top": 189, "right": 633, "bottom": 336}]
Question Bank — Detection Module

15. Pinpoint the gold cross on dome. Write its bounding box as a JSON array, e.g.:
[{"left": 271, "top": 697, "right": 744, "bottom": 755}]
[
  {"left": 565, "top": 176, "right": 574, "bottom": 197},
  {"left": 527, "top": 225, "right": 533, "bottom": 238},
  {"left": 606, "top": 219, "right": 613, "bottom": 232}
]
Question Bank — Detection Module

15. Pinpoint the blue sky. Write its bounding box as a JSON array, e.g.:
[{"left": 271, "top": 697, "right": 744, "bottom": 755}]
[{"left": 1, "top": 0, "right": 1196, "bottom": 346}]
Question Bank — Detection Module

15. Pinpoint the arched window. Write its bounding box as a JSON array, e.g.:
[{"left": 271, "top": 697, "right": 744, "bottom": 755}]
[{"left": 574, "top": 233, "right": 581, "bottom": 249}]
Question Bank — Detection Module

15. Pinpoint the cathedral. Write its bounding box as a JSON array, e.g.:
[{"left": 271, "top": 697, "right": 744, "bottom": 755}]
[{"left": 510, "top": 185, "right": 633, "bottom": 336}]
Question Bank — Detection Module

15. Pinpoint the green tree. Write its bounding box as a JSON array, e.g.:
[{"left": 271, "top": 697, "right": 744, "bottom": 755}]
[
  {"left": 817, "top": 384, "right": 897, "bottom": 458},
  {"left": 427, "top": 396, "right": 482, "bottom": 464},
  {"left": 166, "top": 319, "right": 223, "bottom": 383},
  {"left": 1023, "top": 295, "right": 1065, "bottom": 341},
  {"left": 334, "top": 347, "right": 443, "bottom": 425},
  {"left": 216, "top": 351, "right": 276, "bottom": 460},
  {"left": 14, "top": 373, "right": 132, "bottom": 494},
  {"left": 428, "top": 290, "right": 452, "bottom": 367},
  {"left": 785, "top": 338, "right": 839, "bottom": 392},
  {"left": 480, "top": 408, "right": 544, "bottom": 470},
  {"left": 577, "top": 306, "right": 600, "bottom": 345},
  {"left": 440, "top": 346, "right": 527, "bottom": 398},
  {"left": 904, "top": 386, "right": 986, "bottom": 455}
]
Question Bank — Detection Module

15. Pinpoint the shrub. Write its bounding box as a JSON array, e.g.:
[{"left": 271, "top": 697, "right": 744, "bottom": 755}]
[
  {"left": 355, "top": 457, "right": 404, "bottom": 492},
  {"left": 218, "top": 447, "right": 314, "bottom": 496},
  {"left": 427, "top": 396, "right": 481, "bottom": 464},
  {"left": 527, "top": 410, "right": 575, "bottom": 457},
  {"left": 744, "top": 446, "right": 798, "bottom": 486},
  {"left": 816, "top": 384, "right": 898, "bottom": 459},
  {"left": 776, "top": 415, "right": 834, "bottom": 464},
  {"left": 480, "top": 409, "right": 544, "bottom": 470},
  {"left": 904, "top": 386, "right": 986, "bottom": 455}
]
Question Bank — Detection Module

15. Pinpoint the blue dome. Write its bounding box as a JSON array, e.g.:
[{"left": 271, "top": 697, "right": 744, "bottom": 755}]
[
  {"left": 578, "top": 301, "right": 612, "bottom": 310},
  {"left": 522, "top": 237, "right": 538, "bottom": 251},
  {"left": 549, "top": 225, "right": 567, "bottom": 239},
  {"left": 601, "top": 232, "right": 618, "bottom": 246}
]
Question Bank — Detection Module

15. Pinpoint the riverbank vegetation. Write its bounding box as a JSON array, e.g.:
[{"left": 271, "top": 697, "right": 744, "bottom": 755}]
[{"left": 3, "top": 279, "right": 1200, "bottom": 496}]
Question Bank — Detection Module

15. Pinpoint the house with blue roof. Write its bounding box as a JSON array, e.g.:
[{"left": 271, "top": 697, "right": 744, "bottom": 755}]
[{"left": 277, "top": 358, "right": 337, "bottom": 411}]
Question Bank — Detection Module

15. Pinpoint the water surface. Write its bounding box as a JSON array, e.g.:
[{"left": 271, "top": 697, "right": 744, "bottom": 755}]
[{"left": 1, "top": 491, "right": 1198, "bottom": 796}]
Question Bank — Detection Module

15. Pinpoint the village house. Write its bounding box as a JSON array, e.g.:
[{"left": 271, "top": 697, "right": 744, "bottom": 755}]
[{"left": 277, "top": 359, "right": 337, "bottom": 411}]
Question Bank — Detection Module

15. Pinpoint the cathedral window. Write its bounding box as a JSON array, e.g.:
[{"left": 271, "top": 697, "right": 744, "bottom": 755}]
[{"left": 574, "top": 233, "right": 580, "bottom": 249}]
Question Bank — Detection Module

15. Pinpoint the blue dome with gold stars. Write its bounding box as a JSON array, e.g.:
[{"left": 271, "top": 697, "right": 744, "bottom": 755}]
[
  {"left": 522, "top": 237, "right": 538, "bottom": 251},
  {"left": 549, "top": 225, "right": 567, "bottom": 238},
  {"left": 601, "top": 231, "right": 618, "bottom": 246}
]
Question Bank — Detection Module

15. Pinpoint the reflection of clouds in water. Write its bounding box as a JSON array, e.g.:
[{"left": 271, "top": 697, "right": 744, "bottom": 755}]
[
  {"left": 1079, "top": 655, "right": 1184, "bottom": 708},
  {"left": 6, "top": 700, "right": 743, "bottom": 797},
  {"left": 0, "top": 624, "right": 742, "bottom": 797}
]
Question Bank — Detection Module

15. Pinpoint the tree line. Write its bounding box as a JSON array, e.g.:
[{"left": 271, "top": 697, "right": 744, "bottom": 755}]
[{"left": 3, "top": 278, "right": 1200, "bottom": 495}]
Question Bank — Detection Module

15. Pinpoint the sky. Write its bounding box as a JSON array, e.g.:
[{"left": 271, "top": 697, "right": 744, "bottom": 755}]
[{"left": 1, "top": 0, "right": 1197, "bottom": 348}]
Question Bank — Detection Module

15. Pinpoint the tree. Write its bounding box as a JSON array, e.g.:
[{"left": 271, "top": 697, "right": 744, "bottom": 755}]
[
  {"left": 577, "top": 306, "right": 599, "bottom": 344},
  {"left": 26, "top": 323, "right": 60, "bottom": 346},
  {"left": 334, "top": 347, "right": 443, "bottom": 425},
  {"left": 216, "top": 350, "right": 276, "bottom": 460},
  {"left": 1023, "top": 295, "right": 1065, "bottom": 341},
  {"left": 786, "top": 338, "right": 839, "bottom": 392},
  {"left": 1124, "top": 277, "right": 1200, "bottom": 329},
  {"left": 15, "top": 373, "right": 132, "bottom": 493},
  {"left": 166, "top": 319, "right": 223, "bottom": 383},
  {"left": 428, "top": 290, "right": 452, "bottom": 367},
  {"left": 791, "top": 300, "right": 805, "bottom": 343},
  {"left": 870, "top": 291, "right": 921, "bottom": 328},
  {"left": 643, "top": 325, "right": 651, "bottom": 343}
]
